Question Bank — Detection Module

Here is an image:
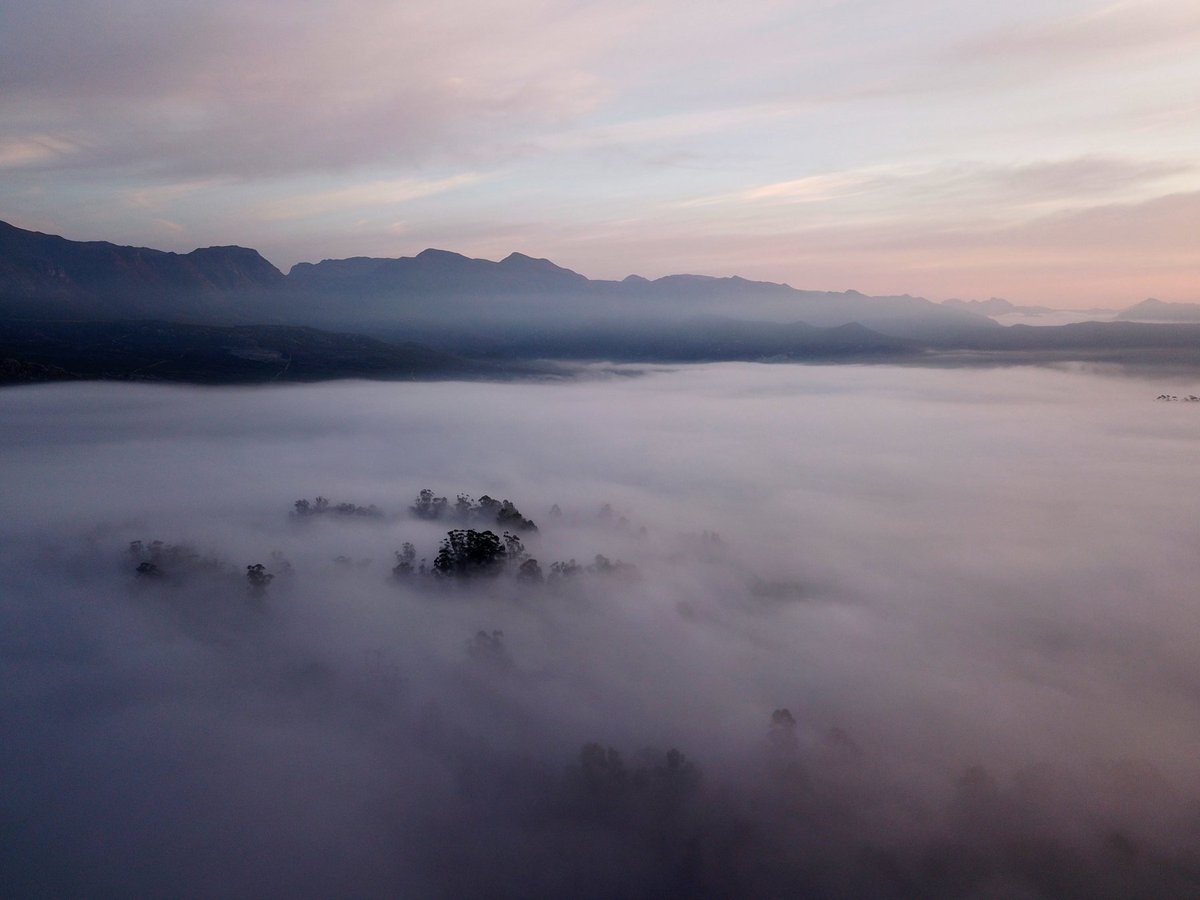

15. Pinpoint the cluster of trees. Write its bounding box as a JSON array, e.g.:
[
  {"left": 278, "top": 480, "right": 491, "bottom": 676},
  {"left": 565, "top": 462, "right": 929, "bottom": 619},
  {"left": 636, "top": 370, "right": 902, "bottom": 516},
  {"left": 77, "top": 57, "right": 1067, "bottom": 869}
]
[
  {"left": 135, "top": 491, "right": 632, "bottom": 597},
  {"left": 391, "top": 528, "right": 635, "bottom": 586},
  {"left": 547, "top": 554, "right": 637, "bottom": 579},
  {"left": 1155, "top": 394, "right": 1200, "bottom": 402},
  {"left": 287, "top": 490, "right": 538, "bottom": 531},
  {"left": 291, "top": 496, "right": 384, "bottom": 518},
  {"left": 128, "top": 538, "right": 280, "bottom": 596},
  {"left": 285, "top": 489, "right": 655, "bottom": 540},
  {"left": 128, "top": 539, "right": 224, "bottom": 579},
  {"left": 466, "top": 629, "right": 513, "bottom": 669},
  {"left": 245, "top": 563, "right": 274, "bottom": 594},
  {"left": 411, "top": 489, "right": 537, "bottom": 531},
  {"left": 393, "top": 528, "right": 530, "bottom": 580},
  {"left": 434, "top": 528, "right": 524, "bottom": 578},
  {"left": 565, "top": 742, "right": 702, "bottom": 819},
  {"left": 128, "top": 529, "right": 632, "bottom": 598}
]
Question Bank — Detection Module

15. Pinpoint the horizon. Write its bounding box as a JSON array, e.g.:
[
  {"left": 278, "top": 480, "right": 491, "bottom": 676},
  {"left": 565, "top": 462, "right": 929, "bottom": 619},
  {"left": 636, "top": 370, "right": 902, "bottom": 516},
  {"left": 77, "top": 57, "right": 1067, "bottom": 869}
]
[
  {"left": 0, "top": 217, "right": 1166, "bottom": 312},
  {"left": 2, "top": 1, "right": 1198, "bottom": 309}
]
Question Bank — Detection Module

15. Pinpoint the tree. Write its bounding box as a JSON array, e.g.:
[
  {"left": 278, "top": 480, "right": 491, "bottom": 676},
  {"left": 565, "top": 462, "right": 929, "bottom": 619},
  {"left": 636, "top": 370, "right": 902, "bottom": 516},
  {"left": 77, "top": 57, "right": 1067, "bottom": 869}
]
[
  {"left": 502, "top": 531, "right": 526, "bottom": 561},
  {"left": 433, "top": 529, "right": 506, "bottom": 578},
  {"left": 517, "top": 558, "right": 543, "bottom": 582},
  {"left": 767, "top": 708, "right": 804, "bottom": 786},
  {"left": 392, "top": 542, "right": 417, "bottom": 578},
  {"left": 579, "top": 742, "right": 628, "bottom": 795},
  {"left": 466, "top": 629, "right": 513, "bottom": 669},
  {"left": 497, "top": 499, "right": 537, "bottom": 531},
  {"left": 246, "top": 563, "right": 273, "bottom": 594},
  {"left": 412, "top": 488, "right": 448, "bottom": 520},
  {"left": 550, "top": 558, "right": 581, "bottom": 580}
]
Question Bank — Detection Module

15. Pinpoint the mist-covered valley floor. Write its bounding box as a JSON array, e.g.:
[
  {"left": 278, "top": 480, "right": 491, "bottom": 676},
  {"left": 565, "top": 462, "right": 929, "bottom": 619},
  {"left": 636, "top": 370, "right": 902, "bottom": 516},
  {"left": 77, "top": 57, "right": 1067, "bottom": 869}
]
[{"left": 5, "top": 362, "right": 1200, "bottom": 899}]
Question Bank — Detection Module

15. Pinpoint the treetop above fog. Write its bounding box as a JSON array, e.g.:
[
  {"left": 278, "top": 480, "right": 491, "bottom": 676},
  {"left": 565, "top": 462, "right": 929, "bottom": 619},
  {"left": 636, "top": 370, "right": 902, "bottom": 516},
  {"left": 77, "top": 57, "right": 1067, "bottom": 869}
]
[
  {"left": 290, "top": 488, "right": 536, "bottom": 531},
  {"left": 412, "top": 489, "right": 537, "bottom": 531}
]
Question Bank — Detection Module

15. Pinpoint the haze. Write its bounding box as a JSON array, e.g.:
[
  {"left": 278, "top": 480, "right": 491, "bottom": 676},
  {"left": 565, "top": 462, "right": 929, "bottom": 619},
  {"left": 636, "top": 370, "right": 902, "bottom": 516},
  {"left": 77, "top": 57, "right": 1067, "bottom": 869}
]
[{"left": 5, "top": 363, "right": 1200, "bottom": 896}]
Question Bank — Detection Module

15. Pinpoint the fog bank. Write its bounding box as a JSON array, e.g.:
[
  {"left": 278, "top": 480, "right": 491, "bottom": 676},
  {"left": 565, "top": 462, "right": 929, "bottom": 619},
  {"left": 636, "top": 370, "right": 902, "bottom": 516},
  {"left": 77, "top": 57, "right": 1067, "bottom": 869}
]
[{"left": 4, "top": 363, "right": 1200, "bottom": 897}]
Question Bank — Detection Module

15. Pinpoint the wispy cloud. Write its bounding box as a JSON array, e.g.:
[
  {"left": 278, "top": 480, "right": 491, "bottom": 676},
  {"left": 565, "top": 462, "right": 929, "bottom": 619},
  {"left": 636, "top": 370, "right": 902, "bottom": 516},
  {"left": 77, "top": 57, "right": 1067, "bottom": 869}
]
[
  {"left": 680, "top": 156, "right": 1191, "bottom": 218},
  {"left": 126, "top": 179, "right": 230, "bottom": 210},
  {"left": 536, "top": 102, "right": 795, "bottom": 153},
  {"left": 0, "top": 135, "right": 79, "bottom": 168},
  {"left": 256, "top": 173, "right": 484, "bottom": 222},
  {"left": 949, "top": 0, "right": 1200, "bottom": 64}
]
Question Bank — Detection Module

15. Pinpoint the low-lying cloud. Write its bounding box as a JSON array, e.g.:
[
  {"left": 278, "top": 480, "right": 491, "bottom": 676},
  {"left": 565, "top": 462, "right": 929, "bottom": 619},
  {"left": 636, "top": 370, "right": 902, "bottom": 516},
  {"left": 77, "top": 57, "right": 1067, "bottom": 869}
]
[{"left": 3, "top": 363, "right": 1200, "bottom": 897}]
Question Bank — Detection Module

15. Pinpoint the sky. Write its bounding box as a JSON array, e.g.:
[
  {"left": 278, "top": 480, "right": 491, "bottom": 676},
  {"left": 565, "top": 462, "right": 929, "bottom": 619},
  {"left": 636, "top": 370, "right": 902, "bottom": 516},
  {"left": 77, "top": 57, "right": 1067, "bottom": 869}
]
[
  {"left": 1, "top": 0, "right": 1198, "bottom": 307},
  {"left": 5, "top": 365, "right": 1200, "bottom": 895}
]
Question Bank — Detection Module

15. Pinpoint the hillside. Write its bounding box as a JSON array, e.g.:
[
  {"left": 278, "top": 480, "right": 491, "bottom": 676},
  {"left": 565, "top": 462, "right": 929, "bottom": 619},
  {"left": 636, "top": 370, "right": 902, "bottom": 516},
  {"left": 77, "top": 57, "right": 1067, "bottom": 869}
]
[
  {"left": 0, "top": 221, "right": 995, "bottom": 341},
  {"left": 0, "top": 319, "right": 477, "bottom": 385},
  {"left": 0, "top": 220, "right": 284, "bottom": 319},
  {"left": 1116, "top": 298, "right": 1200, "bottom": 323}
]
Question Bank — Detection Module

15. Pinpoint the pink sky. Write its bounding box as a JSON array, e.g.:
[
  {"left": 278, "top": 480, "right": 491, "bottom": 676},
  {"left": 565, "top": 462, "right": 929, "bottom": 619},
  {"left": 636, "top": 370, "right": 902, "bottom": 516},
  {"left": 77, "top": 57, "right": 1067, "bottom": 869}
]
[{"left": 2, "top": 0, "right": 1198, "bottom": 308}]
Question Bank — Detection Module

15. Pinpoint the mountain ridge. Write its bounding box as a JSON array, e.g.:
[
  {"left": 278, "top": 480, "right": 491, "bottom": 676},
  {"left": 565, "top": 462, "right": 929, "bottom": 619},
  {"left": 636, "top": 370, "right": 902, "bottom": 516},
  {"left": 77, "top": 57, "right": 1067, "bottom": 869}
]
[
  {"left": 0, "top": 220, "right": 993, "bottom": 339},
  {"left": 1117, "top": 298, "right": 1200, "bottom": 323},
  {"left": 7, "top": 220, "right": 1200, "bottom": 378},
  {"left": 0, "top": 220, "right": 284, "bottom": 324}
]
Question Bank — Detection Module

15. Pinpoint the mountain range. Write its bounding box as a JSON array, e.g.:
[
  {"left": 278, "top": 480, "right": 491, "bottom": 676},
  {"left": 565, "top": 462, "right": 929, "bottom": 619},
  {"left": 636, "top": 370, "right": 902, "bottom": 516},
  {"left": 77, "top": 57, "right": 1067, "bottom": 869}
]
[
  {"left": 1115, "top": 298, "right": 1200, "bottom": 323},
  {"left": 1, "top": 220, "right": 1198, "bottom": 383},
  {"left": 0, "top": 220, "right": 992, "bottom": 338}
]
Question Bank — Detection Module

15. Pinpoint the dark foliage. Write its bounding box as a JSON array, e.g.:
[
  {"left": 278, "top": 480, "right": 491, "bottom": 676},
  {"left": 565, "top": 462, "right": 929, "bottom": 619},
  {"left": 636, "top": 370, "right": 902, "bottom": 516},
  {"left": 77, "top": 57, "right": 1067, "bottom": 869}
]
[
  {"left": 433, "top": 529, "right": 508, "bottom": 578},
  {"left": 245, "top": 563, "right": 273, "bottom": 594},
  {"left": 392, "top": 542, "right": 417, "bottom": 578},
  {"left": 412, "top": 488, "right": 450, "bottom": 520},
  {"left": 466, "top": 629, "right": 513, "bottom": 670},
  {"left": 412, "top": 489, "right": 536, "bottom": 531},
  {"left": 517, "top": 558, "right": 544, "bottom": 582},
  {"left": 292, "top": 496, "right": 383, "bottom": 519},
  {"left": 0, "top": 318, "right": 473, "bottom": 386},
  {"left": 128, "top": 539, "right": 224, "bottom": 578}
]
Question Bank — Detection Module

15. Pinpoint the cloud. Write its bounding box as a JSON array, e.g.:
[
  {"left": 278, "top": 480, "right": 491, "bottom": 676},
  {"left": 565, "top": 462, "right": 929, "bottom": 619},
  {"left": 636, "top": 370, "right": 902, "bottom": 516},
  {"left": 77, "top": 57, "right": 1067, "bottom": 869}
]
[
  {"left": 993, "top": 156, "right": 1193, "bottom": 200},
  {"left": 0, "top": 0, "right": 614, "bottom": 179},
  {"left": 4, "top": 366, "right": 1200, "bottom": 895},
  {"left": 951, "top": 0, "right": 1200, "bottom": 64},
  {"left": 689, "top": 156, "right": 1190, "bottom": 216},
  {"left": 125, "top": 179, "right": 230, "bottom": 210},
  {"left": 677, "top": 169, "right": 886, "bottom": 209},
  {"left": 0, "top": 135, "right": 80, "bottom": 169},
  {"left": 255, "top": 173, "right": 485, "bottom": 222},
  {"left": 535, "top": 160, "right": 1196, "bottom": 304}
]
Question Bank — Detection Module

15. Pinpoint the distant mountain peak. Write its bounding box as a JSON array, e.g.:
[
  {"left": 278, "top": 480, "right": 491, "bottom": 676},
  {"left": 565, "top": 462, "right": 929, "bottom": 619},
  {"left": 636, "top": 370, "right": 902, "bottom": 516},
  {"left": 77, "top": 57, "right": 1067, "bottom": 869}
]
[
  {"left": 499, "top": 251, "right": 557, "bottom": 269},
  {"left": 0, "top": 220, "right": 1000, "bottom": 339},
  {"left": 414, "top": 248, "right": 469, "bottom": 262},
  {"left": 654, "top": 273, "right": 717, "bottom": 284},
  {"left": 499, "top": 251, "right": 586, "bottom": 280},
  {"left": 1116, "top": 297, "right": 1200, "bottom": 322},
  {"left": 0, "top": 219, "right": 284, "bottom": 315}
]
